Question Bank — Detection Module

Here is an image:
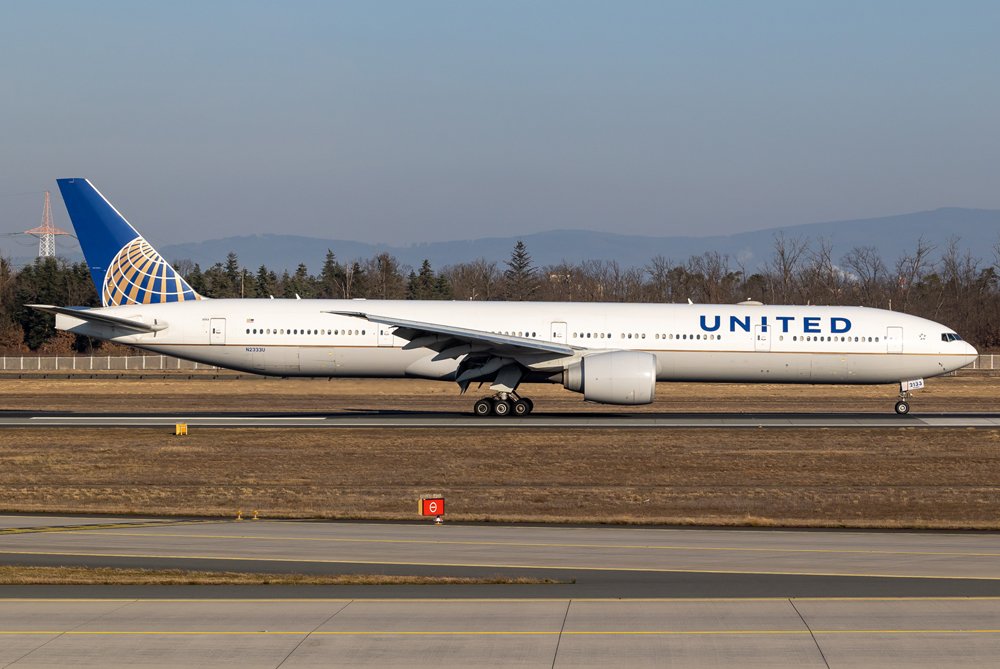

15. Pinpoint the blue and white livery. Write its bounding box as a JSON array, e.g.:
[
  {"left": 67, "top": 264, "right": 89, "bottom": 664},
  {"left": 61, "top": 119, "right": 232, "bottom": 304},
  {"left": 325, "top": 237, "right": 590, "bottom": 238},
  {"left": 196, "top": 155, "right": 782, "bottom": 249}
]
[
  {"left": 33, "top": 179, "right": 978, "bottom": 416},
  {"left": 57, "top": 179, "right": 199, "bottom": 306}
]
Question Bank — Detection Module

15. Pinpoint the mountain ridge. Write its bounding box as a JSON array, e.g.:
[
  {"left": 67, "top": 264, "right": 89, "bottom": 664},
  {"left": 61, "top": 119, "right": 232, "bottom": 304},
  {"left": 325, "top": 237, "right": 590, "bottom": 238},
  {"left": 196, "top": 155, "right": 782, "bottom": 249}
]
[{"left": 7, "top": 207, "right": 998, "bottom": 273}]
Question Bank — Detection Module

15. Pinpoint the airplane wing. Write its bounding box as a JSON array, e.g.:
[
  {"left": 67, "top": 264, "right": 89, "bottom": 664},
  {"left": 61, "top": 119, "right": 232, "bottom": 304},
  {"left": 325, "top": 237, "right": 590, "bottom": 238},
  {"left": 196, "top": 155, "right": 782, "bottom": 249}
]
[
  {"left": 27, "top": 305, "right": 167, "bottom": 333},
  {"left": 324, "top": 310, "right": 576, "bottom": 359}
]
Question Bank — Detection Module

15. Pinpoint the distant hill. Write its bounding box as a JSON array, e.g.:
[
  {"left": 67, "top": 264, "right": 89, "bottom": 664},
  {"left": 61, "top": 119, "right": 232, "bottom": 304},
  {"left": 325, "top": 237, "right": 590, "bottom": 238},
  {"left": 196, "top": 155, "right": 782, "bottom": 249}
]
[
  {"left": 158, "top": 207, "right": 1000, "bottom": 273},
  {"left": 8, "top": 207, "right": 999, "bottom": 273}
]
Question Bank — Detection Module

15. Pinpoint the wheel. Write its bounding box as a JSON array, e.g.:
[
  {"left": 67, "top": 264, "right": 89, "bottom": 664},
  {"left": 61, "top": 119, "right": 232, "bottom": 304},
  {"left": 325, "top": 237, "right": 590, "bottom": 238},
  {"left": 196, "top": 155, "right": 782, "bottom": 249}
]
[
  {"left": 512, "top": 399, "right": 530, "bottom": 416},
  {"left": 522, "top": 398, "right": 534, "bottom": 414},
  {"left": 493, "top": 399, "right": 511, "bottom": 416},
  {"left": 473, "top": 399, "right": 493, "bottom": 416},
  {"left": 894, "top": 400, "right": 910, "bottom": 415}
]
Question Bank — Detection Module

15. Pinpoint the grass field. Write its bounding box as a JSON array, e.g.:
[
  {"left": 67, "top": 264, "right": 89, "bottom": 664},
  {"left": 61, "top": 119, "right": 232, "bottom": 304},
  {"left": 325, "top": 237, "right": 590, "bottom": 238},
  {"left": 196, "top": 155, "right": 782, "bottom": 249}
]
[
  {"left": 1, "top": 372, "right": 997, "bottom": 413},
  {"left": 0, "top": 375, "right": 998, "bottom": 529},
  {"left": 0, "top": 566, "right": 552, "bottom": 586}
]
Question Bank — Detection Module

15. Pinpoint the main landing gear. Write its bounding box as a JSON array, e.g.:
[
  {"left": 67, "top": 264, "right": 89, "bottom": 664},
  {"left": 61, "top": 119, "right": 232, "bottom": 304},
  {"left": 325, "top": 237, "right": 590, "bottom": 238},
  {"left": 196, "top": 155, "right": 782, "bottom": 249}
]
[{"left": 473, "top": 393, "right": 534, "bottom": 417}]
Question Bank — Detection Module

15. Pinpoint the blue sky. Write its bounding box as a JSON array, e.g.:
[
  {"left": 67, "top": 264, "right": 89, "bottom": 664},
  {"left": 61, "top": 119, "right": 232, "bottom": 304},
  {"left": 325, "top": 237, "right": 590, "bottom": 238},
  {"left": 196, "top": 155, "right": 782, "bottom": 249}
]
[{"left": 1, "top": 1, "right": 998, "bottom": 249}]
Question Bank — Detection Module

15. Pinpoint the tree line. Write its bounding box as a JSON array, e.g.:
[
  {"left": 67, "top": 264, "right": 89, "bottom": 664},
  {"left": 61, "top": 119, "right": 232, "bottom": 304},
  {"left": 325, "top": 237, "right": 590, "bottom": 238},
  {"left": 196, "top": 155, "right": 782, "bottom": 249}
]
[{"left": 1, "top": 235, "right": 998, "bottom": 354}]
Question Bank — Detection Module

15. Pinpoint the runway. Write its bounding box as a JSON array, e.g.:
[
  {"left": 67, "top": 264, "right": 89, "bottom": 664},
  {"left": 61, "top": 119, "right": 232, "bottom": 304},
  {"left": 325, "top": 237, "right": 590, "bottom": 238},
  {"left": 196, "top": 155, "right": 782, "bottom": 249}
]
[
  {"left": 2, "top": 516, "right": 1000, "bottom": 666},
  {"left": 4, "top": 597, "right": 1000, "bottom": 668},
  {"left": 4, "top": 409, "right": 1000, "bottom": 428}
]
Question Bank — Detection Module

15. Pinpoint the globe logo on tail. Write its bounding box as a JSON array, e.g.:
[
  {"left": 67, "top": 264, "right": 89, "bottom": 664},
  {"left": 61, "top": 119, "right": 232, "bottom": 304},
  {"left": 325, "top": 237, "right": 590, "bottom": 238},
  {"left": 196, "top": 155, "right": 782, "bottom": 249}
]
[{"left": 102, "top": 237, "right": 200, "bottom": 306}]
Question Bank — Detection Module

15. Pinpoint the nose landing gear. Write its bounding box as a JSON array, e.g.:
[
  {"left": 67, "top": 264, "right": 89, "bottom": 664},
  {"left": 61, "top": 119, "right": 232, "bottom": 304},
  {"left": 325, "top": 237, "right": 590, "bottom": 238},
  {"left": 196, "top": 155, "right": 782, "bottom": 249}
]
[{"left": 894, "top": 379, "right": 924, "bottom": 415}]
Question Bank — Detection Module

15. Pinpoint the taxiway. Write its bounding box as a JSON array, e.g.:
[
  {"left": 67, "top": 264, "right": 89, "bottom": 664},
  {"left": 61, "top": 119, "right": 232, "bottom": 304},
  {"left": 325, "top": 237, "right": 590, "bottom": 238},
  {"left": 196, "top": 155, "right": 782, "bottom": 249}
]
[{"left": 2, "top": 516, "right": 1000, "bottom": 666}]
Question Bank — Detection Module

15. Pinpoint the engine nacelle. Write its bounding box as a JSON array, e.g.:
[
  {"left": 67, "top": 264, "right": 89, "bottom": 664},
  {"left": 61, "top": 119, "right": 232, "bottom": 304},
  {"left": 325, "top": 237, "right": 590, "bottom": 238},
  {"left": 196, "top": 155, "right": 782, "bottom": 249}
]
[{"left": 563, "top": 351, "right": 657, "bottom": 405}]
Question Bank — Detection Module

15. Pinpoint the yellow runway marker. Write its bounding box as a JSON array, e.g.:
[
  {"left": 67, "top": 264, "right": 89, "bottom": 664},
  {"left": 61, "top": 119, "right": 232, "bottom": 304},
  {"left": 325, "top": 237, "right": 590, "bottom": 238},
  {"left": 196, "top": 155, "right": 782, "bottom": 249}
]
[{"left": 0, "top": 548, "right": 997, "bottom": 581}]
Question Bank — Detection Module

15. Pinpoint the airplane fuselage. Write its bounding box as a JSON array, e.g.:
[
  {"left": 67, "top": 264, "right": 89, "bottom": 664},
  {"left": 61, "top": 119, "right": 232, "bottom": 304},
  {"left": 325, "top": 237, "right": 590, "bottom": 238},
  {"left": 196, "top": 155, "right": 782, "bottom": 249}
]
[{"left": 56, "top": 299, "right": 977, "bottom": 385}]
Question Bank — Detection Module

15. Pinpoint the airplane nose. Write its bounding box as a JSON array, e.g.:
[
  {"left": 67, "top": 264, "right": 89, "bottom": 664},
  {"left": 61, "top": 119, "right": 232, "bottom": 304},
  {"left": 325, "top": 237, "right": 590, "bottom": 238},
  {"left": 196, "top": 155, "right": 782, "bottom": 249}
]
[{"left": 964, "top": 342, "right": 979, "bottom": 366}]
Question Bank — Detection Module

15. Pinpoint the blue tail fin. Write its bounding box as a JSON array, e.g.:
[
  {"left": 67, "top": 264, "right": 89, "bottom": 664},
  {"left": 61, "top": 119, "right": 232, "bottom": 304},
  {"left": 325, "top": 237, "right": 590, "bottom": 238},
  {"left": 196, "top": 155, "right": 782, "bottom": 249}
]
[{"left": 57, "top": 178, "right": 200, "bottom": 307}]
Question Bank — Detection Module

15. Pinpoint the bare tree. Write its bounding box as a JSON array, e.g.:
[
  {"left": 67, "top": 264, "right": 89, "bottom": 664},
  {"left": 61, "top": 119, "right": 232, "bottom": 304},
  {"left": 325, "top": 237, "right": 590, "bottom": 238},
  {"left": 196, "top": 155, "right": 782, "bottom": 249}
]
[
  {"left": 842, "top": 245, "right": 887, "bottom": 307},
  {"left": 763, "top": 233, "right": 809, "bottom": 304},
  {"left": 893, "top": 237, "right": 935, "bottom": 312}
]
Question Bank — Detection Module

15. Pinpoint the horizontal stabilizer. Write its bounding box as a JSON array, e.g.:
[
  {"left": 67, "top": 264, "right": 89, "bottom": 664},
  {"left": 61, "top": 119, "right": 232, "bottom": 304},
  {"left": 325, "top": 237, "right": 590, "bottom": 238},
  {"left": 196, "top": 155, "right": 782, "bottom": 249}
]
[{"left": 27, "top": 305, "right": 166, "bottom": 333}]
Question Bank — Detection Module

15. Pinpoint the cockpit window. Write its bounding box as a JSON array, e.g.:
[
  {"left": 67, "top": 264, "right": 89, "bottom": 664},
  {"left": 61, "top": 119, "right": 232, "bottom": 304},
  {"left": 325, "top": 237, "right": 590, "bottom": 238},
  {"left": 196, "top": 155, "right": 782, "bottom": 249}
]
[{"left": 941, "top": 333, "right": 963, "bottom": 342}]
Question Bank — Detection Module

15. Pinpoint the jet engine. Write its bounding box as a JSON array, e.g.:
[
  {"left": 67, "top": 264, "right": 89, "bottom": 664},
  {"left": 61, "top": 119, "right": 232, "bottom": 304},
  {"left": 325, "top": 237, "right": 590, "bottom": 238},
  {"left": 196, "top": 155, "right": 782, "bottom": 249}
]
[{"left": 562, "top": 351, "right": 657, "bottom": 405}]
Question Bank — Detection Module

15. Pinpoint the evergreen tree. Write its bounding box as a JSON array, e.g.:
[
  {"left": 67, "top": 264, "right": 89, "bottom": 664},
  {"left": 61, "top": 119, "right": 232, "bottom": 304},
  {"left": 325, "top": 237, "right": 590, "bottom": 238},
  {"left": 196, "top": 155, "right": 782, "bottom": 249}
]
[
  {"left": 503, "top": 240, "right": 539, "bottom": 300},
  {"left": 318, "top": 250, "right": 346, "bottom": 298},
  {"left": 13, "top": 258, "right": 97, "bottom": 350},
  {"left": 223, "top": 252, "right": 241, "bottom": 287},
  {"left": 286, "top": 263, "right": 315, "bottom": 298},
  {"left": 183, "top": 263, "right": 206, "bottom": 295},
  {"left": 406, "top": 259, "right": 438, "bottom": 300},
  {"left": 254, "top": 264, "right": 278, "bottom": 298}
]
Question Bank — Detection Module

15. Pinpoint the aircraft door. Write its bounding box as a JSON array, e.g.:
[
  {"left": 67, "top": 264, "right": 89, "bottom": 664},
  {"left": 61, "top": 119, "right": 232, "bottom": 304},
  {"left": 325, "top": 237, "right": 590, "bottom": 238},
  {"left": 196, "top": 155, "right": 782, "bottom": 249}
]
[
  {"left": 886, "top": 326, "right": 903, "bottom": 353},
  {"left": 209, "top": 318, "right": 226, "bottom": 345},
  {"left": 550, "top": 321, "right": 567, "bottom": 343},
  {"left": 754, "top": 324, "right": 770, "bottom": 352},
  {"left": 377, "top": 325, "right": 395, "bottom": 347}
]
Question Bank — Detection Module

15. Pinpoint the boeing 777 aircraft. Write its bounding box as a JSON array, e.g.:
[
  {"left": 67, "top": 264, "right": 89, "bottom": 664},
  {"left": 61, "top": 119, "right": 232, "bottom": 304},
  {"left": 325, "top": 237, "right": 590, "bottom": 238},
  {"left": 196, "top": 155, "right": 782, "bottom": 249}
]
[{"left": 31, "top": 178, "right": 978, "bottom": 415}]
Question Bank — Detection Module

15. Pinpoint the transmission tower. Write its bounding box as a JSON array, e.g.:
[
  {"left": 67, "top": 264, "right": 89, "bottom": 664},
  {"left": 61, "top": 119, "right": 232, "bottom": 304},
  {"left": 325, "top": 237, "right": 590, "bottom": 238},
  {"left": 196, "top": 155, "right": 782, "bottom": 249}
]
[{"left": 24, "top": 191, "right": 70, "bottom": 257}]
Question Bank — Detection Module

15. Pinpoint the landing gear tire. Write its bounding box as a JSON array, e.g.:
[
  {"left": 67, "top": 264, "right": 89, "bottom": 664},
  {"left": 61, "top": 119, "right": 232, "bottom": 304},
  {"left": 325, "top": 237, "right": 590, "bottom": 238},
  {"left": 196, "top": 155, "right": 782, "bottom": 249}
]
[
  {"left": 512, "top": 399, "right": 531, "bottom": 416},
  {"left": 894, "top": 400, "right": 910, "bottom": 415},
  {"left": 493, "top": 399, "right": 511, "bottom": 416},
  {"left": 473, "top": 399, "right": 494, "bottom": 416}
]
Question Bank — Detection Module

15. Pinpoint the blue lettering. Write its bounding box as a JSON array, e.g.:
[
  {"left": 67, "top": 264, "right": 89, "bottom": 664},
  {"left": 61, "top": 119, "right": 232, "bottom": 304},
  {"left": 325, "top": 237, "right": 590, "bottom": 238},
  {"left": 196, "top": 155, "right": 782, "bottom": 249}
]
[
  {"left": 700, "top": 315, "right": 720, "bottom": 332},
  {"left": 831, "top": 317, "right": 851, "bottom": 334},
  {"left": 775, "top": 316, "right": 794, "bottom": 333},
  {"left": 730, "top": 315, "right": 751, "bottom": 333},
  {"left": 803, "top": 317, "right": 821, "bottom": 333}
]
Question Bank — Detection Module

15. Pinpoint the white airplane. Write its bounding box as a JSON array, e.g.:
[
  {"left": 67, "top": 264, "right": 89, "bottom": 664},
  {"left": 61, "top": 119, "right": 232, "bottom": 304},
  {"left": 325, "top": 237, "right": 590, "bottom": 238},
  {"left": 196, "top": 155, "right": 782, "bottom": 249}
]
[{"left": 32, "top": 178, "right": 978, "bottom": 416}]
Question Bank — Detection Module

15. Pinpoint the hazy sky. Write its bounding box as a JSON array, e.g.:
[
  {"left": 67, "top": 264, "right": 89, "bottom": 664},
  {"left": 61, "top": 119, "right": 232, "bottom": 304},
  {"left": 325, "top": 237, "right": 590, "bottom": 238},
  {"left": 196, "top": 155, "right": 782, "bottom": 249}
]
[{"left": 2, "top": 1, "right": 999, "bottom": 250}]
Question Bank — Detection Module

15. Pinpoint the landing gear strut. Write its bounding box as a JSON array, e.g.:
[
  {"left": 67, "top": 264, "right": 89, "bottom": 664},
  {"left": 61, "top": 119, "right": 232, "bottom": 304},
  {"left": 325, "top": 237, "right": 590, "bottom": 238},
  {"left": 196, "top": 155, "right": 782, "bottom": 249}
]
[
  {"left": 894, "top": 379, "right": 924, "bottom": 415},
  {"left": 472, "top": 392, "right": 534, "bottom": 417}
]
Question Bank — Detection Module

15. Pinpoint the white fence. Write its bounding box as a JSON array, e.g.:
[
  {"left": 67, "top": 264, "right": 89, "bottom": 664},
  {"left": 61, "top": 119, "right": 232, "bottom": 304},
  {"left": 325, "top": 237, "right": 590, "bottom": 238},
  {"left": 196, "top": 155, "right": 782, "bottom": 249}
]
[
  {"left": 0, "top": 355, "right": 220, "bottom": 371},
  {"left": 966, "top": 354, "right": 998, "bottom": 370}
]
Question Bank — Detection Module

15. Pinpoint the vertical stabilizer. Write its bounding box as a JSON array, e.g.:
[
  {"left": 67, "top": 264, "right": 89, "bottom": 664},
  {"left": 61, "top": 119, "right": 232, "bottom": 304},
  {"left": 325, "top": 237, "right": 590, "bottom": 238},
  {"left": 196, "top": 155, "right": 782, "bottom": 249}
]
[{"left": 56, "top": 178, "right": 200, "bottom": 306}]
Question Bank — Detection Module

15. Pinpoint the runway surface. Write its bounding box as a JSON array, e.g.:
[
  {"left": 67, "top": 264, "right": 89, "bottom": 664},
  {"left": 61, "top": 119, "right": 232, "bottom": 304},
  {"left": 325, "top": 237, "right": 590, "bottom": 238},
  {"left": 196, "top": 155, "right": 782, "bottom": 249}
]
[
  {"left": 4, "top": 409, "right": 1000, "bottom": 428},
  {"left": 4, "top": 597, "right": 1000, "bottom": 668},
  {"left": 2, "top": 516, "right": 1000, "bottom": 666},
  {"left": 4, "top": 516, "right": 1000, "bottom": 666}
]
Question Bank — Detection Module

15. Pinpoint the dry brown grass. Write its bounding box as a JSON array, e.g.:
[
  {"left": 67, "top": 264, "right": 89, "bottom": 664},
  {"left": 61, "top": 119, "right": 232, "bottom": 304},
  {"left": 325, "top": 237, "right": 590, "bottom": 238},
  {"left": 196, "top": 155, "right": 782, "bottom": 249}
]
[
  {"left": 1, "top": 423, "right": 999, "bottom": 529},
  {"left": 1, "top": 375, "right": 998, "bottom": 528},
  {"left": 0, "top": 566, "right": 554, "bottom": 586}
]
